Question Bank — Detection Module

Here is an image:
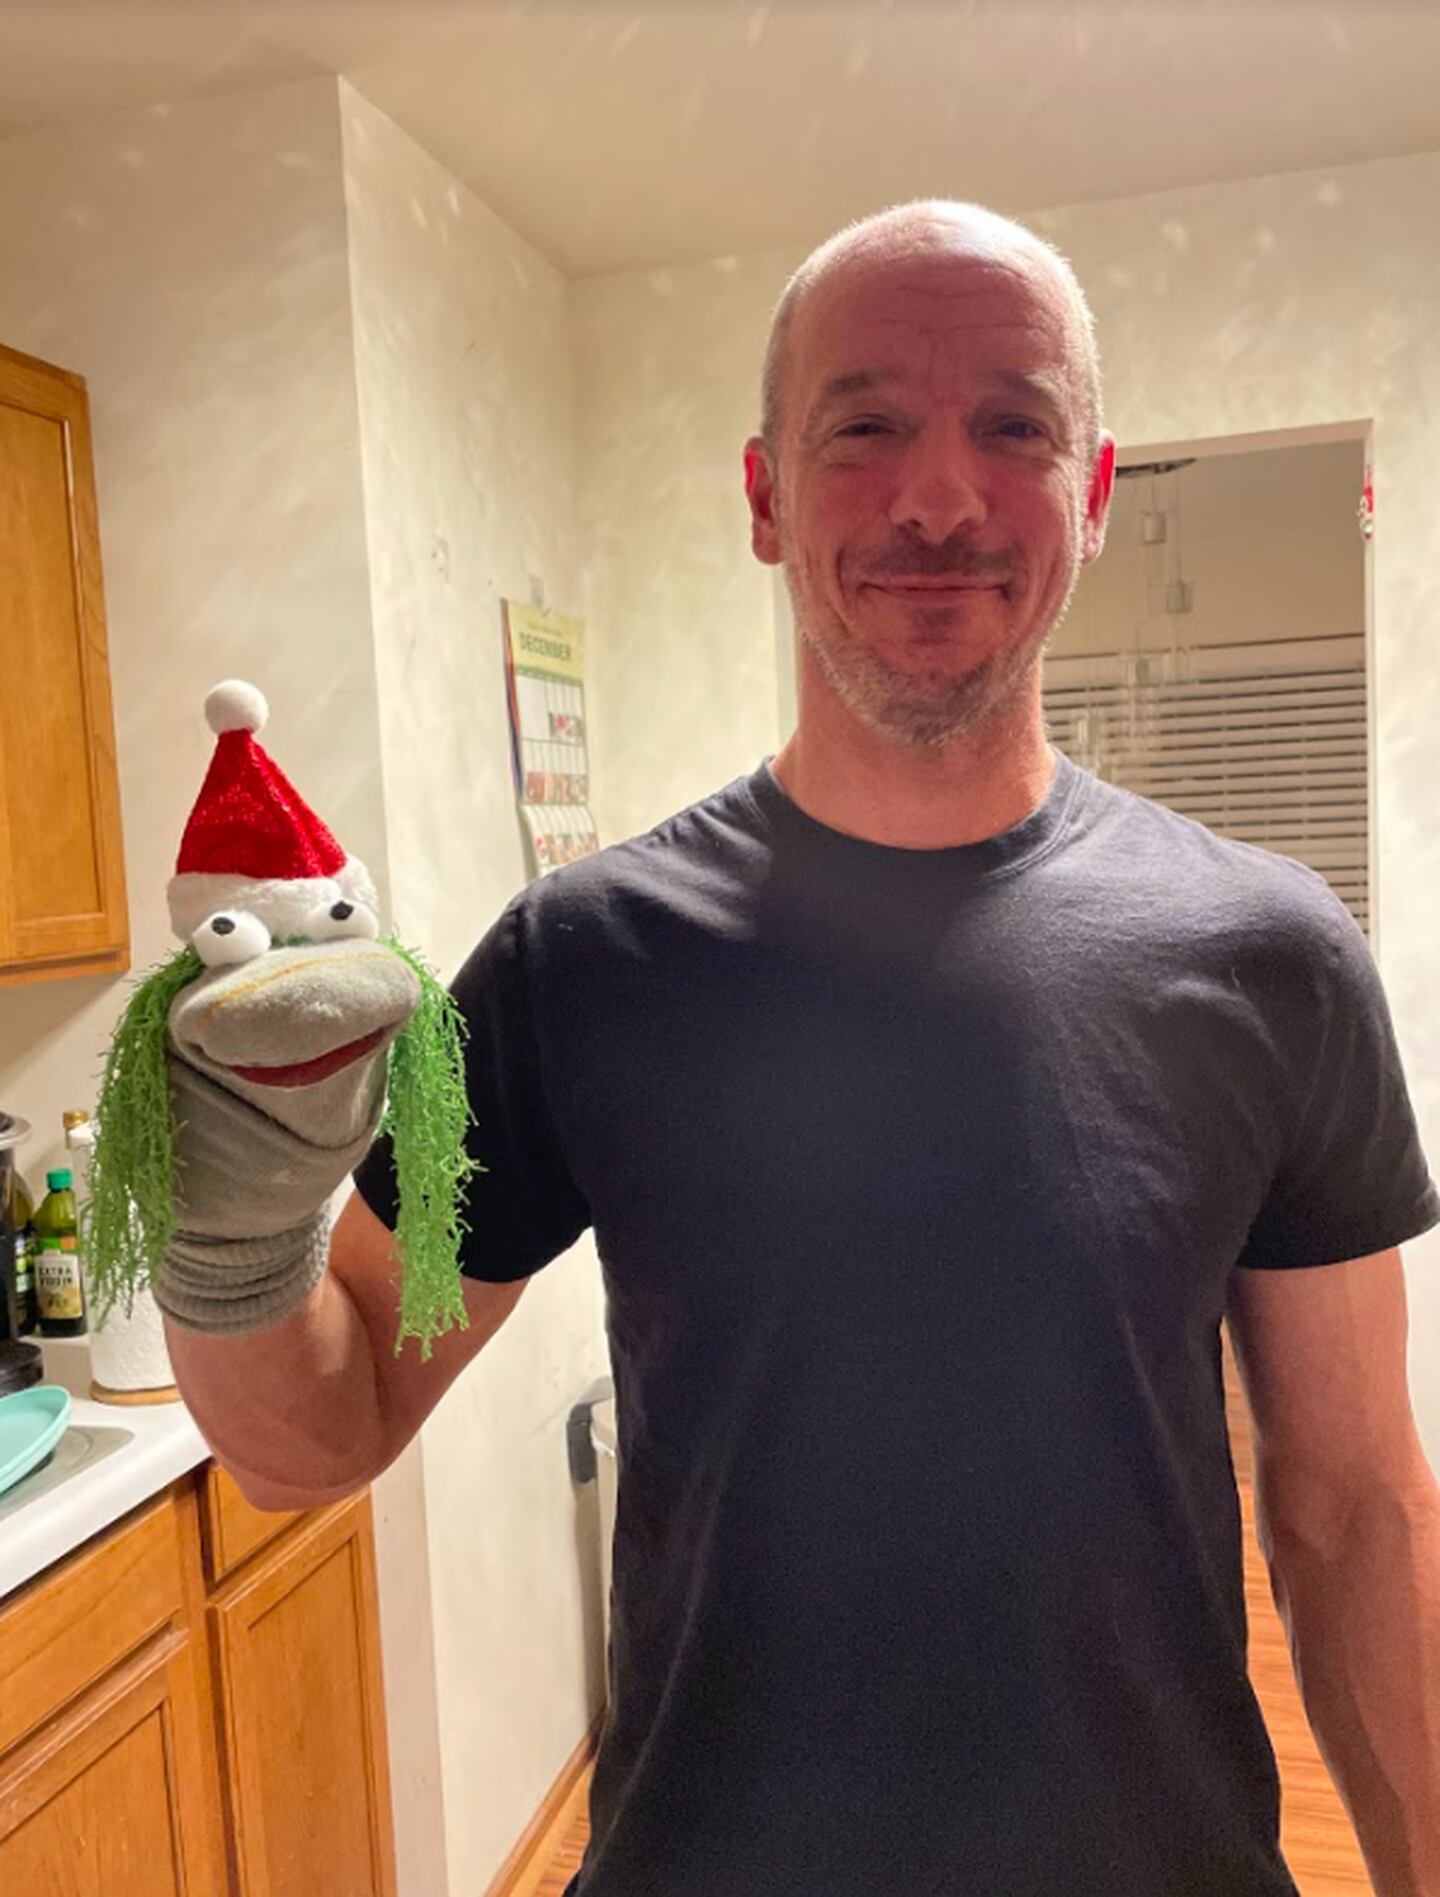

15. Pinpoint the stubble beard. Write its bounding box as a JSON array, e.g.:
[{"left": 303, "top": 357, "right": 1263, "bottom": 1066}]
[{"left": 787, "top": 553, "right": 1084, "bottom": 751}]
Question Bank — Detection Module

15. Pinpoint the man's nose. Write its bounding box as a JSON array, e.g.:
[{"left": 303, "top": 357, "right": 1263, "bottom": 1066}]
[{"left": 888, "top": 431, "right": 987, "bottom": 545}]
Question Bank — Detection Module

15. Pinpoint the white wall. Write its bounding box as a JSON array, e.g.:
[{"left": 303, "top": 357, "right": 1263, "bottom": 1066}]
[
  {"left": 339, "top": 83, "right": 610, "bottom": 1896},
  {"left": 573, "top": 151, "right": 1440, "bottom": 1455},
  {"left": 0, "top": 77, "right": 384, "bottom": 1199},
  {"left": 573, "top": 255, "right": 786, "bottom": 849}
]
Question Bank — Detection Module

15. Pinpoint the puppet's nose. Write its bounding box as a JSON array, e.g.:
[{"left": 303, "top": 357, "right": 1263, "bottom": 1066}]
[{"left": 169, "top": 937, "right": 420, "bottom": 1080}]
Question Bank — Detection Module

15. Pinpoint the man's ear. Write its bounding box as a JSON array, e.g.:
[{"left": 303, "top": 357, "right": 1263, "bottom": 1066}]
[
  {"left": 744, "top": 436, "right": 783, "bottom": 567},
  {"left": 1080, "top": 433, "right": 1117, "bottom": 566}
]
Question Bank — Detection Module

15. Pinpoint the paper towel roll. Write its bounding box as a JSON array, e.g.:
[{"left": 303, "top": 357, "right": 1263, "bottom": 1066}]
[{"left": 86, "top": 1278, "right": 179, "bottom": 1403}]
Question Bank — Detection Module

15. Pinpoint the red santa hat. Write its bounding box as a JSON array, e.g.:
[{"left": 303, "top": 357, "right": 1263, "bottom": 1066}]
[{"left": 167, "top": 681, "right": 378, "bottom": 946}]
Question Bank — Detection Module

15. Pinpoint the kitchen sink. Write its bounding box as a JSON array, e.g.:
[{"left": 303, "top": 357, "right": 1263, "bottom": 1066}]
[{"left": 0, "top": 1422, "right": 134, "bottom": 1522}]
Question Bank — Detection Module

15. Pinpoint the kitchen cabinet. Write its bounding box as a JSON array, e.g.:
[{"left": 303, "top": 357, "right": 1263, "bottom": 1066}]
[
  {"left": 204, "top": 1474, "right": 397, "bottom": 1896},
  {"left": 0, "top": 1480, "right": 225, "bottom": 1893},
  {"left": 0, "top": 1463, "right": 396, "bottom": 1895},
  {"left": 0, "top": 340, "right": 129, "bottom": 986}
]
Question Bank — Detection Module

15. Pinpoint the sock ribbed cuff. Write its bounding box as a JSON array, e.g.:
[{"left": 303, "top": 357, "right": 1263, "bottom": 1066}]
[{"left": 154, "top": 1217, "right": 330, "bottom": 1336}]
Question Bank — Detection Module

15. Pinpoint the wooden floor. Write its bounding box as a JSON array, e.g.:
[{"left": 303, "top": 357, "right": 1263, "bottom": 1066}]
[{"left": 523, "top": 1361, "right": 1370, "bottom": 1895}]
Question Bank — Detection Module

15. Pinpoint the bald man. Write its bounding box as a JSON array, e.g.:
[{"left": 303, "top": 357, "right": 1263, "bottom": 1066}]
[{"left": 169, "top": 203, "right": 1440, "bottom": 1896}]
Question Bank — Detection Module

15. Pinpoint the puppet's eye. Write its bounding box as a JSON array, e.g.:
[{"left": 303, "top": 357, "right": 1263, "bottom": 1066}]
[
  {"left": 194, "top": 910, "right": 271, "bottom": 968},
  {"left": 305, "top": 898, "right": 379, "bottom": 943}
]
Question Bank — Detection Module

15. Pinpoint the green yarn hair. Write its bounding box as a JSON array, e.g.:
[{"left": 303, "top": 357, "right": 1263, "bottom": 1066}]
[
  {"left": 86, "top": 937, "right": 477, "bottom": 1360},
  {"left": 85, "top": 944, "right": 205, "bottom": 1326},
  {"left": 377, "top": 936, "right": 478, "bottom": 1359}
]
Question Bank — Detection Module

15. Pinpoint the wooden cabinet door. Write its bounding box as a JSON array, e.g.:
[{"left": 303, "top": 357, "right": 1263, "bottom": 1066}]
[
  {"left": 209, "top": 1493, "right": 397, "bottom": 1897},
  {"left": 0, "top": 340, "right": 128, "bottom": 983},
  {"left": 200, "top": 1461, "right": 302, "bottom": 1587},
  {"left": 0, "top": 1630, "right": 225, "bottom": 1896}
]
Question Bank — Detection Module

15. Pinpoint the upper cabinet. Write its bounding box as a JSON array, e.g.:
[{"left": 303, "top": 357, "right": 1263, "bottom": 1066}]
[{"left": 0, "top": 342, "right": 129, "bottom": 985}]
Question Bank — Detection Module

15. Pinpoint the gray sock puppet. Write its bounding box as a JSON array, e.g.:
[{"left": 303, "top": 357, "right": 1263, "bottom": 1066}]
[{"left": 86, "top": 681, "right": 475, "bottom": 1358}]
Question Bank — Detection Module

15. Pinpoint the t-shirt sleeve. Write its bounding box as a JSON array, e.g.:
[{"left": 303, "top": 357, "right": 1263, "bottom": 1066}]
[
  {"left": 353, "top": 894, "right": 591, "bottom": 1282},
  {"left": 1236, "top": 882, "right": 1440, "bottom": 1270}
]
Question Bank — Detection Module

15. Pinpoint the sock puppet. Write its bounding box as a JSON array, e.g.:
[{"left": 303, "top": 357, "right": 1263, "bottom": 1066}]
[{"left": 85, "top": 680, "right": 475, "bottom": 1358}]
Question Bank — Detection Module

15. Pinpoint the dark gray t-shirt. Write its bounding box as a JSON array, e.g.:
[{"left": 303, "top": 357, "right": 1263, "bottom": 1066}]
[{"left": 356, "top": 747, "right": 1438, "bottom": 1896}]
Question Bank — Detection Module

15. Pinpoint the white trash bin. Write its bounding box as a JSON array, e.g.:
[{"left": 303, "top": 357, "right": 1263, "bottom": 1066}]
[{"left": 591, "top": 1393, "right": 618, "bottom": 1688}]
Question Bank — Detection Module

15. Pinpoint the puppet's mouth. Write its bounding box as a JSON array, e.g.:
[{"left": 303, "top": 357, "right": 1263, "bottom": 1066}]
[{"left": 227, "top": 1026, "right": 389, "bottom": 1089}]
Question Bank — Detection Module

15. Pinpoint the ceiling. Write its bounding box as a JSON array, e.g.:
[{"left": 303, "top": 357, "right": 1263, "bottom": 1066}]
[{"left": 4, "top": 1, "right": 1440, "bottom": 277}]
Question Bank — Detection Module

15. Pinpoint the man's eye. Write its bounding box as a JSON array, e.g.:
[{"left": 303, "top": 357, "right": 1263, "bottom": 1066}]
[
  {"left": 835, "top": 419, "right": 889, "bottom": 439},
  {"left": 992, "top": 417, "right": 1048, "bottom": 441}
]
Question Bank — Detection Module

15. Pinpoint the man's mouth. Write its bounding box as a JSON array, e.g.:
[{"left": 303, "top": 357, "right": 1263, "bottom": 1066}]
[
  {"left": 227, "top": 1026, "right": 388, "bottom": 1089},
  {"left": 867, "top": 576, "right": 1006, "bottom": 595}
]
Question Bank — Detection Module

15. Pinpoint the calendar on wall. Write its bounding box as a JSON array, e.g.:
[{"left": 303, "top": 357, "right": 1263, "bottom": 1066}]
[{"left": 501, "top": 599, "right": 600, "bottom": 875}]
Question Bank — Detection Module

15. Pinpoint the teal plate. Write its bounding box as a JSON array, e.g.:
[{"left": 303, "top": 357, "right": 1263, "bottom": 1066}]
[{"left": 0, "top": 1385, "right": 72, "bottom": 1499}]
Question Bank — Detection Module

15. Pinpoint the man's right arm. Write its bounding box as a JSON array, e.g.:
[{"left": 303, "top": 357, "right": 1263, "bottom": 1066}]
[{"left": 164, "top": 1189, "right": 528, "bottom": 1511}]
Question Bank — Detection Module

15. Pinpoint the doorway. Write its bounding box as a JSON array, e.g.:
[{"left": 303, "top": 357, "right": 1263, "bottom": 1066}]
[{"left": 1052, "top": 431, "right": 1370, "bottom": 936}]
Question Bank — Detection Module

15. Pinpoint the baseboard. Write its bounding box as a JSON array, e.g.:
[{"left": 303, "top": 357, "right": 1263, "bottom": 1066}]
[{"left": 484, "top": 1712, "right": 604, "bottom": 1897}]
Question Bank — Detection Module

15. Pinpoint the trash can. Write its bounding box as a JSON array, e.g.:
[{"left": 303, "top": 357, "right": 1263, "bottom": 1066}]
[
  {"left": 591, "top": 1392, "right": 618, "bottom": 1675},
  {"left": 568, "top": 1376, "right": 619, "bottom": 1703}
]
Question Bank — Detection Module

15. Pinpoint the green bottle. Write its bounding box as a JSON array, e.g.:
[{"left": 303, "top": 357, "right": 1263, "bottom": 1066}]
[{"left": 34, "top": 1168, "right": 87, "bottom": 1337}]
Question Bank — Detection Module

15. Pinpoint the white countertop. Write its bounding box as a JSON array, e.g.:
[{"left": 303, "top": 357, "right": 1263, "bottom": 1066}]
[{"left": 0, "top": 1336, "right": 210, "bottom": 1603}]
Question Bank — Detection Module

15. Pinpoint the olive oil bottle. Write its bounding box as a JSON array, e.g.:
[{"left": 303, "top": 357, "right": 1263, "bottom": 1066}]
[{"left": 34, "top": 1168, "right": 87, "bottom": 1337}]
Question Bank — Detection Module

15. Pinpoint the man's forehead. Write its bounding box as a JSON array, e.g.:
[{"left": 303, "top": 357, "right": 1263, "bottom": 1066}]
[
  {"left": 796, "top": 251, "right": 1072, "bottom": 381},
  {"left": 812, "top": 248, "right": 1063, "bottom": 327}
]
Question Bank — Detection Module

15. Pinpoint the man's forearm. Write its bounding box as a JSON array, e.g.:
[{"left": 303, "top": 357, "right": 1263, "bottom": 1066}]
[
  {"left": 1259, "top": 1458, "right": 1440, "bottom": 1895},
  {"left": 164, "top": 1268, "right": 388, "bottom": 1508}
]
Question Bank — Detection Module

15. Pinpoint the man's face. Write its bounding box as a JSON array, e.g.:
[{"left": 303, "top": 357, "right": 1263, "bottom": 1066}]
[{"left": 746, "top": 243, "right": 1115, "bottom": 747}]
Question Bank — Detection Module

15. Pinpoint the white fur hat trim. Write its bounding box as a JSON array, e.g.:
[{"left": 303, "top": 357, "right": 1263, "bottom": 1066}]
[{"left": 168, "top": 854, "right": 378, "bottom": 944}]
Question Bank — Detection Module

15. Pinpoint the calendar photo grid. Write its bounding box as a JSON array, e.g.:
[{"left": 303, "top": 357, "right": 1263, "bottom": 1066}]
[
  {"left": 520, "top": 801, "right": 599, "bottom": 873},
  {"left": 501, "top": 598, "right": 600, "bottom": 878},
  {"left": 516, "top": 670, "right": 589, "bottom": 806}
]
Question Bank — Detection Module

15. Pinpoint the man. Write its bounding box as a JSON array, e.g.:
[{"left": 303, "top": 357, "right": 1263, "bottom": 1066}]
[{"left": 164, "top": 202, "right": 1440, "bottom": 1895}]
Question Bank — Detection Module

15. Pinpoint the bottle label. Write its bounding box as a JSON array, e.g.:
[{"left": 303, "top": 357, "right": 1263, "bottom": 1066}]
[
  {"left": 13, "top": 1233, "right": 34, "bottom": 1299},
  {"left": 36, "top": 1240, "right": 84, "bottom": 1320}
]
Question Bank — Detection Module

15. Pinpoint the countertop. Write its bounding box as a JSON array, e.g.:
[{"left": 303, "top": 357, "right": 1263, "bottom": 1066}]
[{"left": 0, "top": 1336, "right": 210, "bottom": 1603}]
